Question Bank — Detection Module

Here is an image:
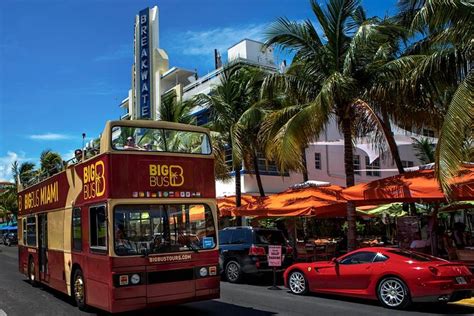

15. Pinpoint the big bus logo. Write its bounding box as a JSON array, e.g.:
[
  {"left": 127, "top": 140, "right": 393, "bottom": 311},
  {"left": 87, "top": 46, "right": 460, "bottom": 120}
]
[
  {"left": 149, "top": 164, "right": 184, "bottom": 187},
  {"left": 83, "top": 160, "right": 106, "bottom": 200}
]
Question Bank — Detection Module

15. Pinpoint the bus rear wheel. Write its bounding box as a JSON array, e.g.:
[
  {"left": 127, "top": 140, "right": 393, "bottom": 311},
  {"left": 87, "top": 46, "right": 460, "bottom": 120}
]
[
  {"left": 28, "top": 257, "right": 38, "bottom": 286},
  {"left": 72, "top": 269, "right": 89, "bottom": 311}
]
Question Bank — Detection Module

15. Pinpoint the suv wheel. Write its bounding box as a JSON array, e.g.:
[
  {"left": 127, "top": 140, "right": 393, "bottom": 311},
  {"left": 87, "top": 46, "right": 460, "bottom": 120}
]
[{"left": 225, "top": 260, "right": 242, "bottom": 283}]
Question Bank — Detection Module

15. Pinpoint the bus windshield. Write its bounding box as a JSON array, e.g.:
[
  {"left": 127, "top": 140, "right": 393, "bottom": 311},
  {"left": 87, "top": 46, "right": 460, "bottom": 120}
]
[
  {"left": 114, "top": 204, "right": 216, "bottom": 256},
  {"left": 111, "top": 126, "right": 211, "bottom": 154}
]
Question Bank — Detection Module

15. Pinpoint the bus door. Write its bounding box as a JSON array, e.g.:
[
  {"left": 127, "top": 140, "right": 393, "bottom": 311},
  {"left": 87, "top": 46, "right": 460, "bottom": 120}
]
[{"left": 38, "top": 214, "right": 49, "bottom": 282}]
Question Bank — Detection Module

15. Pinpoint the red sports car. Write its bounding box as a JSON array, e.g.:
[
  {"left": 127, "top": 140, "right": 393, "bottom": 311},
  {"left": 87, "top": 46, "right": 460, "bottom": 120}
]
[{"left": 284, "top": 247, "right": 473, "bottom": 309}]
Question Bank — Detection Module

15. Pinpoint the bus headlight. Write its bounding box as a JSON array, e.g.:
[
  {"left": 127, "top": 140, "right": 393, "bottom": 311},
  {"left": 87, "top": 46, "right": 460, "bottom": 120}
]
[
  {"left": 130, "top": 274, "right": 141, "bottom": 285},
  {"left": 199, "top": 267, "right": 208, "bottom": 277}
]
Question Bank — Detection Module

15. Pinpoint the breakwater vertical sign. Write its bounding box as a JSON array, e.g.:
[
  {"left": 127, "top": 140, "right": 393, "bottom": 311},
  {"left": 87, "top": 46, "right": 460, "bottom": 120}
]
[{"left": 138, "top": 8, "right": 152, "bottom": 118}]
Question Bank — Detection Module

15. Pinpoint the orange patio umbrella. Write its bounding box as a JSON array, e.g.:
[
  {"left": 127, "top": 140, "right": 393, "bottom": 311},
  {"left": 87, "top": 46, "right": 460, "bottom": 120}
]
[
  {"left": 224, "top": 185, "right": 348, "bottom": 218},
  {"left": 341, "top": 165, "right": 474, "bottom": 206},
  {"left": 217, "top": 194, "right": 261, "bottom": 217}
]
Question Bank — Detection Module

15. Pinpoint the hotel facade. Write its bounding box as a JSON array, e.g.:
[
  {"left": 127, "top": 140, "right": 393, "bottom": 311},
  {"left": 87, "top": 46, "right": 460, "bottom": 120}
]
[{"left": 119, "top": 6, "right": 437, "bottom": 196}]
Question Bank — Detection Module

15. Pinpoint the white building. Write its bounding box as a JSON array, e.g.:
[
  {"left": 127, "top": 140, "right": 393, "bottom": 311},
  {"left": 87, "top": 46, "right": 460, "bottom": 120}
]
[{"left": 120, "top": 7, "right": 436, "bottom": 196}]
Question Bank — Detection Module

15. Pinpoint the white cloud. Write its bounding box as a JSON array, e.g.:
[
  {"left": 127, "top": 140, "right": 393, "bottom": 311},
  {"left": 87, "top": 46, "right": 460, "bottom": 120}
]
[
  {"left": 0, "top": 151, "right": 28, "bottom": 182},
  {"left": 29, "top": 133, "right": 72, "bottom": 141},
  {"left": 168, "top": 23, "right": 269, "bottom": 56}
]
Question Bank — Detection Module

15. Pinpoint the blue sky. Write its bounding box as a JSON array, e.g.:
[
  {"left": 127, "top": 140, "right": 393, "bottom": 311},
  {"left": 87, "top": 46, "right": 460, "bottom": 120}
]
[{"left": 0, "top": 0, "right": 396, "bottom": 181}]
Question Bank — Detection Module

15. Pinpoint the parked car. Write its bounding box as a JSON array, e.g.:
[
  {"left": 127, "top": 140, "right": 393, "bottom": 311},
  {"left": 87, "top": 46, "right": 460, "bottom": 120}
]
[
  {"left": 218, "top": 226, "right": 294, "bottom": 283},
  {"left": 284, "top": 247, "right": 473, "bottom": 309},
  {"left": 1, "top": 232, "right": 10, "bottom": 245},
  {"left": 4, "top": 232, "right": 17, "bottom": 246}
]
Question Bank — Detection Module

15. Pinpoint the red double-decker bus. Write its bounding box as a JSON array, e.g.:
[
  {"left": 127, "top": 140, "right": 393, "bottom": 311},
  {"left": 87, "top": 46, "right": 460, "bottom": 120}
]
[{"left": 17, "top": 120, "right": 219, "bottom": 313}]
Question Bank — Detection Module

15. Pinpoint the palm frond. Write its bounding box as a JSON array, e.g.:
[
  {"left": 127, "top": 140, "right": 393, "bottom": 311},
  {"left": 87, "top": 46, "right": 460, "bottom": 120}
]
[{"left": 436, "top": 70, "right": 474, "bottom": 194}]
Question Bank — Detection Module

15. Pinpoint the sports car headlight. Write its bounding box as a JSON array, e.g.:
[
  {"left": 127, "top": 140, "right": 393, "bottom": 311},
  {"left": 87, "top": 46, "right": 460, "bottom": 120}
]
[
  {"left": 130, "top": 273, "right": 141, "bottom": 285},
  {"left": 199, "top": 267, "right": 208, "bottom": 277}
]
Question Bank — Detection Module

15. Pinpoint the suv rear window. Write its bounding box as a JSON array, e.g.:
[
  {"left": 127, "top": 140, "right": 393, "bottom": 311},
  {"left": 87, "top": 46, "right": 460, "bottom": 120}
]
[
  {"left": 255, "top": 230, "right": 286, "bottom": 245},
  {"left": 230, "top": 229, "right": 252, "bottom": 244},
  {"left": 388, "top": 249, "right": 432, "bottom": 262}
]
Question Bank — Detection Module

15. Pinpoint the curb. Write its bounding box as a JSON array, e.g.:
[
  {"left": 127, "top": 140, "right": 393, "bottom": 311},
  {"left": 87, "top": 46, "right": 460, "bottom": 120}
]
[{"left": 453, "top": 298, "right": 474, "bottom": 307}]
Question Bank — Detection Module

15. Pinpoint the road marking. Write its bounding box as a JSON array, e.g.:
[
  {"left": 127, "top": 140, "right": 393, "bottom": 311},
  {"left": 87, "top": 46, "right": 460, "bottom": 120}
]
[{"left": 0, "top": 309, "right": 7, "bottom": 316}]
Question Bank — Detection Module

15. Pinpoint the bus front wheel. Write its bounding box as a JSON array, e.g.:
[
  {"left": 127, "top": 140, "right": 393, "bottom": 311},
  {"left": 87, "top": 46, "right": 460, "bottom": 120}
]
[{"left": 72, "top": 269, "right": 89, "bottom": 311}]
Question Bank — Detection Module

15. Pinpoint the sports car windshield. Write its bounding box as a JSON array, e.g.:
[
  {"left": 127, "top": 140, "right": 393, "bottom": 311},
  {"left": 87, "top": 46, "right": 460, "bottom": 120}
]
[{"left": 114, "top": 204, "right": 216, "bottom": 256}]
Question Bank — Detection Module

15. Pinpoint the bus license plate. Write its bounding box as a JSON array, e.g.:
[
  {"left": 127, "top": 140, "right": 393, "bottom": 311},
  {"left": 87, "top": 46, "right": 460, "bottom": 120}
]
[{"left": 456, "top": 277, "right": 467, "bottom": 284}]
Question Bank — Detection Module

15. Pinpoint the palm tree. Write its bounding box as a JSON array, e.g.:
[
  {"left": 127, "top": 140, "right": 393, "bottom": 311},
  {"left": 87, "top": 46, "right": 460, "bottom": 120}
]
[
  {"left": 197, "top": 65, "right": 252, "bottom": 219},
  {"left": 264, "top": 0, "right": 413, "bottom": 249},
  {"left": 395, "top": 0, "right": 473, "bottom": 193},
  {"left": 235, "top": 66, "right": 273, "bottom": 197},
  {"left": 11, "top": 161, "right": 36, "bottom": 187},
  {"left": 160, "top": 91, "right": 197, "bottom": 125},
  {"left": 39, "top": 150, "right": 64, "bottom": 177},
  {"left": 412, "top": 137, "right": 435, "bottom": 164}
]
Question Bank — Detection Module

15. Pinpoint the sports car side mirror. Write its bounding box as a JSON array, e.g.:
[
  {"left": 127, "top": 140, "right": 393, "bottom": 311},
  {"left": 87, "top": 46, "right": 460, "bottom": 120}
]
[{"left": 331, "top": 257, "right": 338, "bottom": 265}]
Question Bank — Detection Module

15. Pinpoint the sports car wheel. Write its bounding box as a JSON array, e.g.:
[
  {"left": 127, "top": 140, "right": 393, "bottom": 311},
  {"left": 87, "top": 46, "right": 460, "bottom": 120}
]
[
  {"left": 288, "top": 270, "right": 308, "bottom": 295},
  {"left": 377, "top": 277, "right": 411, "bottom": 309},
  {"left": 225, "top": 260, "right": 242, "bottom": 283}
]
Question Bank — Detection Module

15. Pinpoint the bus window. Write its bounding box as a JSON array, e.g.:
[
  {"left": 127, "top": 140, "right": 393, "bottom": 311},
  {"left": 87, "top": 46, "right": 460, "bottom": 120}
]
[
  {"left": 110, "top": 126, "right": 211, "bottom": 155},
  {"left": 72, "top": 208, "right": 82, "bottom": 251},
  {"left": 26, "top": 216, "right": 37, "bottom": 246},
  {"left": 90, "top": 205, "right": 107, "bottom": 252},
  {"left": 113, "top": 204, "right": 216, "bottom": 256},
  {"left": 22, "top": 218, "right": 27, "bottom": 245}
]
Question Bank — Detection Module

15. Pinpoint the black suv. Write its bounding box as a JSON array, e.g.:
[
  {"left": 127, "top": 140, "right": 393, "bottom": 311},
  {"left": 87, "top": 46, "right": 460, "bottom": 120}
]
[{"left": 218, "top": 226, "right": 294, "bottom": 283}]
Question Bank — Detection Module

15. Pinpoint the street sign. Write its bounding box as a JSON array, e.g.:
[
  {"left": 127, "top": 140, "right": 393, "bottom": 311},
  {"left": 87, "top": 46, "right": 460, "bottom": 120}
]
[{"left": 268, "top": 245, "right": 282, "bottom": 267}]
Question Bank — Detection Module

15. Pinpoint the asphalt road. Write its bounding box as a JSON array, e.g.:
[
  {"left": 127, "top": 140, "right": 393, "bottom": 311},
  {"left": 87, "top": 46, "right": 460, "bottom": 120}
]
[{"left": 1, "top": 246, "right": 474, "bottom": 316}]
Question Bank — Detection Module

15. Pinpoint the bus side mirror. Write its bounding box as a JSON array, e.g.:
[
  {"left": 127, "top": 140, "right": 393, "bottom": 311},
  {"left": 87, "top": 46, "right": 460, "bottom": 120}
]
[{"left": 141, "top": 248, "right": 149, "bottom": 257}]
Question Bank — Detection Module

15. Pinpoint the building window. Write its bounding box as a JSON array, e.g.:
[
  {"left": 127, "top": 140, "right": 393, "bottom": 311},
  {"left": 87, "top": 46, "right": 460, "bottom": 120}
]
[
  {"left": 314, "top": 153, "right": 321, "bottom": 170},
  {"left": 90, "top": 205, "right": 107, "bottom": 252},
  {"left": 26, "top": 216, "right": 37, "bottom": 246},
  {"left": 72, "top": 208, "right": 82, "bottom": 251},
  {"left": 247, "top": 152, "right": 289, "bottom": 176},
  {"left": 402, "top": 160, "right": 414, "bottom": 169},
  {"left": 366, "top": 157, "right": 381, "bottom": 177},
  {"left": 353, "top": 155, "right": 361, "bottom": 175},
  {"left": 422, "top": 128, "right": 435, "bottom": 138}
]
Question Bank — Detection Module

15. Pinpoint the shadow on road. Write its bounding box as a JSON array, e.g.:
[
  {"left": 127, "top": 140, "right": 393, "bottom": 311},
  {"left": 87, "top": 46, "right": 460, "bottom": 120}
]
[
  {"left": 22, "top": 280, "right": 276, "bottom": 316},
  {"left": 226, "top": 276, "right": 474, "bottom": 315},
  {"left": 116, "top": 301, "right": 277, "bottom": 316}
]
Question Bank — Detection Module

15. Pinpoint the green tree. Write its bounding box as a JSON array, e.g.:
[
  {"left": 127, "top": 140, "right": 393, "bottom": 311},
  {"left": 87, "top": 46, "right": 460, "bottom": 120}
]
[
  {"left": 12, "top": 161, "right": 36, "bottom": 187},
  {"left": 197, "top": 65, "right": 252, "bottom": 218},
  {"left": 39, "top": 149, "right": 64, "bottom": 177},
  {"left": 412, "top": 137, "right": 435, "bottom": 164},
  {"left": 160, "top": 91, "right": 197, "bottom": 125},
  {"left": 264, "top": 0, "right": 411, "bottom": 249},
  {"left": 235, "top": 66, "right": 274, "bottom": 197},
  {"left": 395, "top": 0, "right": 473, "bottom": 193}
]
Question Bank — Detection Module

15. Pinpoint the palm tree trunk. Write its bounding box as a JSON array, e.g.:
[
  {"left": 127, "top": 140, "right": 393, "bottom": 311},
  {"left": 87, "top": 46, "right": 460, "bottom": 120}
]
[
  {"left": 252, "top": 151, "right": 265, "bottom": 197},
  {"left": 381, "top": 111, "right": 404, "bottom": 174},
  {"left": 301, "top": 147, "right": 309, "bottom": 182},
  {"left": 342, "top": 116, "right": 357, "bottom": 251},
  {"left": 235, "top": 167, "right": 242, "bottom": 226}
]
